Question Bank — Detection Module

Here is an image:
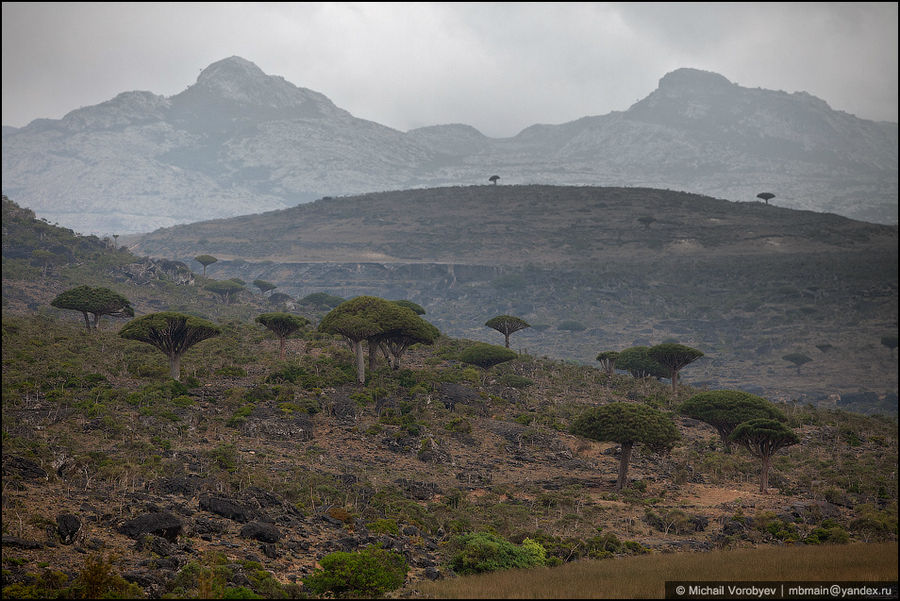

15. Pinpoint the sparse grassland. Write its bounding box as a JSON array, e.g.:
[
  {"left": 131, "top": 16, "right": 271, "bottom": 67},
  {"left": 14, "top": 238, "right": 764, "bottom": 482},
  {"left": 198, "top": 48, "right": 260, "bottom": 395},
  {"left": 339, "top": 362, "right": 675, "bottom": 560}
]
[{"left": 413, "top": 542, "right": 899, "bottom": 599}]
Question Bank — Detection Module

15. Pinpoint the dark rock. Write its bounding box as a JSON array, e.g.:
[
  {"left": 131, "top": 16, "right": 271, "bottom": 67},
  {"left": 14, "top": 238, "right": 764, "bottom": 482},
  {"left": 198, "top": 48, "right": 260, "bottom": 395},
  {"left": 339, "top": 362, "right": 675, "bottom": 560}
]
[
  {"left": 261, "top": 543, "right": 280, "bottom": 559},
  {"left": 329, "top": 536, "right": 362, "bottom": 552},
  {"left": 245, "top": 487, "right": 284, "bottom": 509},
  {"left": 690, "top": 515, "right": 709, "bottom": 532},
  {"left": 721, "top": 518, "right": 751, "bottom": 536},
  {"left": 155, "top": 475, "right": 206, "bottom": 496},
  {"left": 1, "top": 536, "right": 43, "bottom": 549},
  {"left": 321, "top": 514, "right": 345, "bottom": 528},
  {"left": 118, "top": 511, "right": 183, "bottom": 542},
  {"left": 240, "top": 521, "right": 282, "bottom": 543},
  {"left": 135, "top": 534, "right": 175, "bottom": 557},
  {"left": 424, "top": 566, "right": 442, "bottom": 580},
  {"left": 328, "top": 398, "right": 357, "bottom": 423},
  {"left": 438, "top": 382, "right": 482, "bottom": 412},
  {"left": 85, "top": 537, "right": 103, "bottom": 551},
  {"left": 3, "top": 456, "right": 48, "bottom": 480},
  {"left": 199, "top": 494, "right": 256, "bottom": 523},
  {"left": 123, "top": 567, "right": 173, "bottom": 597},
  {"left": 142, "top": 556, "right": 181, "bottom": 571},
  {"left": 193, "top": 517, "right": 227, "bottom": 535},
  {"left": 241, "top": 406, "right": 315, "bottom": 441},
  {"left": 56, "top": 513, "right": 81, "bottom": 544}
]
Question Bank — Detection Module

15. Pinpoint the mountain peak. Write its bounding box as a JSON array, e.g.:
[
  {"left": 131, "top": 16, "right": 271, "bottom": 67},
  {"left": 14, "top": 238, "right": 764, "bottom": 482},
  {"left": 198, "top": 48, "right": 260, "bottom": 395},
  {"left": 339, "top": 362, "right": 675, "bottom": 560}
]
[
  {"left": 172, "top": 56, "right": 344, "bottom": 119},
  {"left": 196, "top": 56, "right": 268, "bottom": 87},
  {"left": 657, "top": 68, "right": 735, "bottom": 92}
]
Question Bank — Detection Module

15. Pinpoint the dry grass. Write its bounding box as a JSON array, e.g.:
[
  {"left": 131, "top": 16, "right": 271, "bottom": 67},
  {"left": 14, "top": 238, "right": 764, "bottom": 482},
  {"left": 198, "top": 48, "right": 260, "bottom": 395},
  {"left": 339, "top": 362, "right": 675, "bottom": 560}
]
[{"left": 412, "top": 543, "right": 899, "bottom": 599}]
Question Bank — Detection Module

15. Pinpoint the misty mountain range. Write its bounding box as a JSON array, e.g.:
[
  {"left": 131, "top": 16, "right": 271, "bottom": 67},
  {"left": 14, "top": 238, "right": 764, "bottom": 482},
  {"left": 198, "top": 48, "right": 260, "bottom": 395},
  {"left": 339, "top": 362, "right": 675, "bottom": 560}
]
[{"left": 2, "top": 56, "right": 897, "bottom": 235}]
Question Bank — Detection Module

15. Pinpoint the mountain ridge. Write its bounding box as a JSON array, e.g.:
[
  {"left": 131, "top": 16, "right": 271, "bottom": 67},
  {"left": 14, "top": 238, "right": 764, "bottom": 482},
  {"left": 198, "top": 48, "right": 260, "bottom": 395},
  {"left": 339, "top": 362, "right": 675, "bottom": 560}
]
[{"left": 2, "top": 58, "right": 896, "bottom": 234}]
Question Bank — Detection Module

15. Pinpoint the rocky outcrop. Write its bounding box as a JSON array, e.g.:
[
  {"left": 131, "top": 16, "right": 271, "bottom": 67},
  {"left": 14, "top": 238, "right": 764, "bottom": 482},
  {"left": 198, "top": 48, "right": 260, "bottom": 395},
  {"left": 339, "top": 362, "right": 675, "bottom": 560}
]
[{"left": 111, "top": 258, "right": 195, "bottom": 286}]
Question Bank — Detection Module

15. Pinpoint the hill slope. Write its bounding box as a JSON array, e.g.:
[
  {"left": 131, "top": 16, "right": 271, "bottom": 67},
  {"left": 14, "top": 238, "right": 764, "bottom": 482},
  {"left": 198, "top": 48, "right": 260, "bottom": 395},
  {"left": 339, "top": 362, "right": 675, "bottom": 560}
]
[
  {"left": 2, "top": 57, "right": 896, "bottom": 235},
  {"left": 2, "top": 313, "right": 897, "bottom": 598},
  {"left": 130, "top": 185, "right": 899, "bottom": 411}
]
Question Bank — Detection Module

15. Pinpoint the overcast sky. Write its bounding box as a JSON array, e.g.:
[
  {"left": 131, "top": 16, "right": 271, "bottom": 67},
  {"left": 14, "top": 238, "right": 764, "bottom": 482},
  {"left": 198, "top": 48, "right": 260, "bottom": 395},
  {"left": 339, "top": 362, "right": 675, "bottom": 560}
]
[{"left": 2, "top": 2, "right": 897, "bottom": 138}]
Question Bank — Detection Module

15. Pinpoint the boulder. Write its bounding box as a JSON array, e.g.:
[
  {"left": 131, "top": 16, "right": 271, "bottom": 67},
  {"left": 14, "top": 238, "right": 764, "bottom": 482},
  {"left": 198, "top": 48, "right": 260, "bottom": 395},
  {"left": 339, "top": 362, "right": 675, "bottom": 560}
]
[
  {"left": 56, "top": 513, "right": 81, "bottom": 544},
  {"left": 118, "top": 512, "right": 183, "bottom": 542}
]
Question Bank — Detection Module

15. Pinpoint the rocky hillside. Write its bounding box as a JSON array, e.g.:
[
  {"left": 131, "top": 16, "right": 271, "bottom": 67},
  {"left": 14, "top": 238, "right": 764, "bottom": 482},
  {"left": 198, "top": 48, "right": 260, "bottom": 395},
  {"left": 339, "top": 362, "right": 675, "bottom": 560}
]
[
  {"left": 2, "top": 313, "right": 897, "bottom": 598},
  {"left": 129, "top": 185, "right": 899, "bottom": 412},
  {"left": 2, "top": 57, "right": 896, "bottom": 235}
]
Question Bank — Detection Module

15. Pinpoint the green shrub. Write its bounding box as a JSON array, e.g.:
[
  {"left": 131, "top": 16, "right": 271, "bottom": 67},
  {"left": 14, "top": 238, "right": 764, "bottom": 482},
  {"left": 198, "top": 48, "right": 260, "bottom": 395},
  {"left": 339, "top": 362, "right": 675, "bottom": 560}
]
[
  {"left": 216, "top": 366, "right": 248, "bottom": 378},
  {"left": 444, "top": 417, "right": 472, "bottom": 434},
  {"left": 805, "top": 525, "right": 850, "bottom": 545},
  {"left": 448, "top": 532, "right": 546, "bottom": 574},
  {"left": 368, "top": 519, "right": 400, "bottom": 535},
  {"left": 70, "top": 554, "right": 145, "bottom": 599},
  {"left": 226, "top": 404, "right": 255, "bottom": 428},
  {"left": 459, "top": 344, "right": 517, "bottom": 369},
  {"left": 303, "top": 546, "right": 408, "bottom": 598},
  {"left": 499, "top": 374, "right": 534, "bottom": 388}
]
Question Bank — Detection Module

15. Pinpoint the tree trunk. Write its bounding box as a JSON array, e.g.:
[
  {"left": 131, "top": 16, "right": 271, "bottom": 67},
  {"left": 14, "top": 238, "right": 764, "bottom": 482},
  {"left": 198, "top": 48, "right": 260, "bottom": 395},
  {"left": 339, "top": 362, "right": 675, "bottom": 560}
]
[
  {"left": 368, "top": 341, "right": 378, "bottom": 372},
  {"left": 504, "top": 333, "right": 510, "bottom": 348},
  {"left": 616, "top": 442, "right": 633, "bottom": 491},
  {"left": 81, "top": 311, "right": 92, "bottom": 332},
  {"left": 92, "top": 313, "right": 101, "bottom": 331},
  {"left": 760, "top": 454, "right": 770, "bottom": 494},
  {"left": 671, "top": 369, "right": 679, "bottom": 395},
  {"left": 169, "top": 353, "right": 181, "bottom": 381},
  {"left": 354, "top": 339, "right": 365, "bottom": 384},
  {"left": 279, "top": 336, "right": 286, "bottom": 360},
  {"left": 717, "top": 427, "right": 733, "bottom": 453}
]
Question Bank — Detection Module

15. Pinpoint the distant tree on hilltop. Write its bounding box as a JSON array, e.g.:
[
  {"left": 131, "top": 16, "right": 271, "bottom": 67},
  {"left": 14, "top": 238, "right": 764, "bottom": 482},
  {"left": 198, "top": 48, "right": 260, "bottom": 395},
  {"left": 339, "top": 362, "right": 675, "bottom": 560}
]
[
  {"left": 254, "top": 279, "right": 277, "bottom": 295},
  {"left": 485, "top": 315, "right": 530, "bottom": 348},
  {"left": 489, "top": 175, "right": 500, "bottom": 185},
  {"left": 757, "top": 192, "right": 775, "bottom": 205},
  {"left": 195, "top": 254, "right": 218, "bottom": 276}
]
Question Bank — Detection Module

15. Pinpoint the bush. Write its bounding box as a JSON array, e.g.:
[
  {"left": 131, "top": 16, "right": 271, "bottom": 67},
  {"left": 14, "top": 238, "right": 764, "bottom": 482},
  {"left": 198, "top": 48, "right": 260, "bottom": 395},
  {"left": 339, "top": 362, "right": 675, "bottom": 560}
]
[
  {"left": 459, "top": 344, "right": 517, "bottom": 369},
  {"left": 499, "top": 374, "right": 534, "bottom": 388},
  {"left": 302, "top": 546, "right": 407, "bottom": 598},
  {"left": 448, "top": 532, "right": 546, "bottom": 575},
  {"left": 367, "top": 519, "right": 400, "bottom": 535},
  {"left": 805, "top": 525, "right": 850, "bottom": 545}
]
